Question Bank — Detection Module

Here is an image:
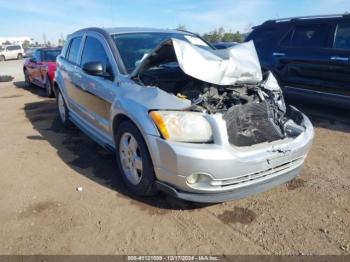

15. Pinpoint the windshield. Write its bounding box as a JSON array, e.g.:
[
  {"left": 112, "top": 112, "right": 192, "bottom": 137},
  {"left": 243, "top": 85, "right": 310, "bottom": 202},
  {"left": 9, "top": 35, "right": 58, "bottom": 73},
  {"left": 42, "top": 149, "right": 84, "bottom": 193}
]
[
  {"left": 112, "top": 32, "right": 212, "bottom": 73},
  {"left": 42, "top": 49, "right": 61, "bottom": 62}
]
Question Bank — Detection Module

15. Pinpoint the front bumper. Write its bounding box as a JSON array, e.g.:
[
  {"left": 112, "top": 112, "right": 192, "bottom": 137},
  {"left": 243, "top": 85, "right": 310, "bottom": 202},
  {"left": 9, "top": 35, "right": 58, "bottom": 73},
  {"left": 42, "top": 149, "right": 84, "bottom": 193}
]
[
  {"left": 156, "top": 164, "right": 302, "bottom": 203},
  {"left": 146, "top": 113, "right": 314, "bottom": 202}
]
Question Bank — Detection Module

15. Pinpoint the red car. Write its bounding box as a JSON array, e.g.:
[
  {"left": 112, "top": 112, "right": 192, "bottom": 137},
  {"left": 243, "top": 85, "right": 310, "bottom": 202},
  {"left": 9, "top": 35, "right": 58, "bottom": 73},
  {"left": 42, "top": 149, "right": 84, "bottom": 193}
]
[{"left": 23, "top": 48, "right": 61, "bottom": 97}]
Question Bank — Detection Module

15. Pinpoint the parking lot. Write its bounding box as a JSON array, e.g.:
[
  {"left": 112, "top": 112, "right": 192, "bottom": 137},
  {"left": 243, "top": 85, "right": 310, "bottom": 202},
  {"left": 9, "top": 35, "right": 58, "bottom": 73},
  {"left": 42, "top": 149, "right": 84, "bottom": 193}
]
[{"left": 0, "top": 59, "right": 349, "bottom": 255}]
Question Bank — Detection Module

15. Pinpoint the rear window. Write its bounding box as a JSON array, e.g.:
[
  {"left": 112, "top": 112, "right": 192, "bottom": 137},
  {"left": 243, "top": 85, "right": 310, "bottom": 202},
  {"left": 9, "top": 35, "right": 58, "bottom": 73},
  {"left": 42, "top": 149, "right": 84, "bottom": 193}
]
[
  {"left": 42, "top": 49, "right": 61, "bottom": 62},
  {"left": 334, "top": 23, "right": 350, "bottom": 49},
  {"left": 66, "top": 37, "right": 82, "bottom": 64},
  {"left": 281, "top": 24, "right": 331, "bottom": 48}
]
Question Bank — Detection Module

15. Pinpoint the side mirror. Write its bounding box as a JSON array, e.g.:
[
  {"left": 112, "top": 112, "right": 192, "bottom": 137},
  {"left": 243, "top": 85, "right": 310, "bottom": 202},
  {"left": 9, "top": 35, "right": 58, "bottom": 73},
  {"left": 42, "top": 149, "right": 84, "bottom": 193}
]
[
  {"left": 82, "top": 61, "right": 113, "bottom": 79},
  {"left": 29, "top": 58, "right": 36, "bottom": 63}
]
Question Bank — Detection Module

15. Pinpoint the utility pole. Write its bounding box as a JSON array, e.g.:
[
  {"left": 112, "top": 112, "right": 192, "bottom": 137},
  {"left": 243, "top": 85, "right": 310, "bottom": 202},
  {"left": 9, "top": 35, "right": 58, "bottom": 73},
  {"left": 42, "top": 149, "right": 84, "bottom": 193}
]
[{"left": 42, "top": 32, "right": 47, "bottom": 46}]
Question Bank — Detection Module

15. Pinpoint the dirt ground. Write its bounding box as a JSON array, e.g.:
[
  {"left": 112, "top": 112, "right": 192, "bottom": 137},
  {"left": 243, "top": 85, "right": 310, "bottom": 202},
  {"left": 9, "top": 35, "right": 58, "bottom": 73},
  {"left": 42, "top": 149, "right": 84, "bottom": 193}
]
[{"left": 0, "top": 60, "right": 349, "bottom": 255}]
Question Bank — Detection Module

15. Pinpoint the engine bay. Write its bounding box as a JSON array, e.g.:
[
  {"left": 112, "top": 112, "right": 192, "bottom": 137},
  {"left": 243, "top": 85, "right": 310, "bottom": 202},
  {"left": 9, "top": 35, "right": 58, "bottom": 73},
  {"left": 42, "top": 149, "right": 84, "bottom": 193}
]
[{"left": 132, "top": 40, "right": 305, "bottom": 146}]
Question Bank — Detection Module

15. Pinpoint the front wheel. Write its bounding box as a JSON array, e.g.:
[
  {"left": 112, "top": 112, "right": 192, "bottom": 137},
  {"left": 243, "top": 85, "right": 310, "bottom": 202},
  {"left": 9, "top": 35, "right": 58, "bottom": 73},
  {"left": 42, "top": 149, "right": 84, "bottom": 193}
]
[
  {"left": 115, "top": 121, "right": 157, "bottom": 196},
  {"left": 57, "top": 90, "right": 70, "bottom": 126},
  {"left": 0, "top": 55, "right": 5, "bottom": 62},
  {"left": 17, "top": 53, "right": 23, "bottom": 60}
]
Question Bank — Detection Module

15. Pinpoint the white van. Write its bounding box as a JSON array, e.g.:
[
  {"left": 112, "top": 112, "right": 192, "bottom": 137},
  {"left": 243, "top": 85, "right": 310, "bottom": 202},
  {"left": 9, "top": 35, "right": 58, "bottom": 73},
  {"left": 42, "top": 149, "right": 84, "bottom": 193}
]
[{"left": 0, "top": 45, "right": 24, "bottom": 61}]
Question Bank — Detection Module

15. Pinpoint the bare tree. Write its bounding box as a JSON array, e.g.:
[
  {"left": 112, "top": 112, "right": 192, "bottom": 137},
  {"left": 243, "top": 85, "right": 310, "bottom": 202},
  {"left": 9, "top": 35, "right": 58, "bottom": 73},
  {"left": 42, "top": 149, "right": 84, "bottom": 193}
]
[{"left": 176, "top": 24, "right": 187, "bottom": 31}]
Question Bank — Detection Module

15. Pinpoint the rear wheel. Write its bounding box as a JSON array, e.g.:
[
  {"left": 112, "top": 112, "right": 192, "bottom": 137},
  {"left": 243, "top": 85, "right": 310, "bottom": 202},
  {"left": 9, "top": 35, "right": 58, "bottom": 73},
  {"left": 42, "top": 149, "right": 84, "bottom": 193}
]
[
  {"left": 115, "top": 121, "right": 157, "bottom": 196},
  {"left": 24, "top": 69, "right": 32, "bottom": 87},
  {"left": 57, "top": 90, "right": 70, "bottom": 126},
  {"left": 0, "top": 55, "right": 5, "bottom": 62},
  {"left": 17, "top": 53, "right": 23, "bottom": 60},
  {"left": 45, "top": 77, "right": 54, "bottom": 98}
]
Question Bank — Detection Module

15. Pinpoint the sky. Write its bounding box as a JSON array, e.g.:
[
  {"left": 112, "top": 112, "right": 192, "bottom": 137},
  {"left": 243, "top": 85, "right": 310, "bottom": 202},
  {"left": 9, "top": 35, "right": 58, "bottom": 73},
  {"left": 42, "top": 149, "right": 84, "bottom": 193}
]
[{"left": 0, "top": 0, "right": 349, "bottom": 43}]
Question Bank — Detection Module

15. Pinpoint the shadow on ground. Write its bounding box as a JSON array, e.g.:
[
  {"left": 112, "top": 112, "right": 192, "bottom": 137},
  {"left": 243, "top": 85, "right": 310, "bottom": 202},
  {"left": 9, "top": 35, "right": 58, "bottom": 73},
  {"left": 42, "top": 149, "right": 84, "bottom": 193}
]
[
  {"left": 24, "top": 99, "right": 209, "bottom": 211},
  {"left": 13, "top": 81, "right": 47, "bottom": 97},
  {"left": 287, "top": 99, "right": 350, "bottom": 133}
]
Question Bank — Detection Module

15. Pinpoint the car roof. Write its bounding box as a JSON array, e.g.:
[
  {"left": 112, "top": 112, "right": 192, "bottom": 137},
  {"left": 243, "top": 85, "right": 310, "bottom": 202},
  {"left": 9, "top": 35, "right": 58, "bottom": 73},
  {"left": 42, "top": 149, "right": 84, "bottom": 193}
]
[
  {"left": 71, "top": 27, "right": 192, "bottom": 37},
  {"left": 105, "top": 27, "right": 186, "bottom": 35},
  {"left": 256, "top": 13, "right": 350, "bottom": 28}
]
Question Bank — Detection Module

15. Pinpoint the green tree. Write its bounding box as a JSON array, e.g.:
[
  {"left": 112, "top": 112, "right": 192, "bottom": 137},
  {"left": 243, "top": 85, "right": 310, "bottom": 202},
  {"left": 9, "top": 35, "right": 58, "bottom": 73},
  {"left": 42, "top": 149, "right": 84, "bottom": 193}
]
[
  {"left": 2, "top": 40, "right": 11, "bottom": 45},
  {"left": 58, "top": 38, "right": 65, "bottom": 47},
  {"left": 222, "top": 33, "right": 234, "bottom": 42},
  {"left": 22, "top": 40, "right": 30, "bottom": 49},
  {"left": 232, "top": 31, "right": 244, "bottom": 43},
  {"left": 202, "top": 26, "right": 226, "bottom": 43}
]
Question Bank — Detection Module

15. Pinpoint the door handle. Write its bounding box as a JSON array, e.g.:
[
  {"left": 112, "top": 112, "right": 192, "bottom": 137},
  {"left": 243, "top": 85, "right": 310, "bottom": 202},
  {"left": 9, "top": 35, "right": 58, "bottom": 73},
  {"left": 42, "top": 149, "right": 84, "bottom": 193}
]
[
  {"left": 273, "top": 52, "right": 285, "bottom": 56},
  {"left": 330, "top": 56, "right": 349, "bottom": 62}
]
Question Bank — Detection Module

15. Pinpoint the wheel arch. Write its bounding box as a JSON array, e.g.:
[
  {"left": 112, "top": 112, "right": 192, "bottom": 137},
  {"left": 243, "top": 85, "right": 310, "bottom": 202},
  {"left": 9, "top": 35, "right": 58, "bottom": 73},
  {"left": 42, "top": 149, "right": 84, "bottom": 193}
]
[{"left": 112, "top": 114, "right": 136, "bottom": 140}]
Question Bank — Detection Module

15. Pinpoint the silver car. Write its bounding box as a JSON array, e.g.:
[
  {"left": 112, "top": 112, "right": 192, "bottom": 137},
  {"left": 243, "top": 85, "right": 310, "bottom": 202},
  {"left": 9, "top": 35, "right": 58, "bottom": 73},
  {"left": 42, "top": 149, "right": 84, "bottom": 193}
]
[{"left": 54, "top": 27, "right": 314, "bottom": 203}]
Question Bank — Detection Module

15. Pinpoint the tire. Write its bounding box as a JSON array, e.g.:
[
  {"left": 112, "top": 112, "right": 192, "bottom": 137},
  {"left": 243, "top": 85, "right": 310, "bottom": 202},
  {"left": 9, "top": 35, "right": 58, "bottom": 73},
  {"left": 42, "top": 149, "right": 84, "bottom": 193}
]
[
  {"left": 45, "top": 77, "right": 55, "bottom": 98},
  {"left": 56, "top": 90, "right": 70, "bottom": 126},
  {"left": 115, "top": 121, "right": 157, "bottom": 196},
  {"left": 17, "top": 53, "right": 23, "bottom": 59},
  {"left": 0, "top": 55, "right": 5, "bottom": 62},
  {"left": 24, "top": 69, "right": 32, "bottom": 87}
]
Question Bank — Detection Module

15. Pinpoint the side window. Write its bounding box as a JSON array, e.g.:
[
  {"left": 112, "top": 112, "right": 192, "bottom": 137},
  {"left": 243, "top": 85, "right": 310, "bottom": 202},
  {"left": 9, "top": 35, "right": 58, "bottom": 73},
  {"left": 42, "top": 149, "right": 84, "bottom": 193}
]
[
  {"left": 282, "top": 24, "right": 331, "bottom": 48},
  {"left": 67, "top": 36, "right": 82, "bottom": 64},
  {"left": 248, "top": 27, "right": 276, "bottom": 45},
  {"left": 6, "top": 46, "right": 14, "bottom": 51},
  {"left": 81, "top": 36, "right": 112, "bottom": 74},
  {"left": 334, "top": 23, "right": 350, "bottom": 50}
]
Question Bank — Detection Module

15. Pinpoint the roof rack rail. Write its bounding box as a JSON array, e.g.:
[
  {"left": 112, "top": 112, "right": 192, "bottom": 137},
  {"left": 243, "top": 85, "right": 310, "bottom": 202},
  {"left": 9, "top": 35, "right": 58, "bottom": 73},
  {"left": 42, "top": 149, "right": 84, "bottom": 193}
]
[{"left": 262, "top": 13, "right": 348, "bottom": 25}]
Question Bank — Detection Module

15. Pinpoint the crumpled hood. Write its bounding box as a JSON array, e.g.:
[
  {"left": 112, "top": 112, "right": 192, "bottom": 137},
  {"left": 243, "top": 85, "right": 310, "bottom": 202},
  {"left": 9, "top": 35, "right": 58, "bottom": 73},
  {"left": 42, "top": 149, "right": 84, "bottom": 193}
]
[{"left": 132, "top": 38, "right": 262, "bottom": 86}]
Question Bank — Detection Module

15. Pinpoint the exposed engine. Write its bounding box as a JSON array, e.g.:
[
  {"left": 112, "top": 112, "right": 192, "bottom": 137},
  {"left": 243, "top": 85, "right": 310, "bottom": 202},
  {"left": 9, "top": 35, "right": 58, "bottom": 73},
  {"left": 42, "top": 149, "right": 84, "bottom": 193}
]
[
  {"left": 189, "top": 82, "right": 305, "bottom": 146},
  {"left": 134, "top": 40, "right": 305, "bottom": 146}
]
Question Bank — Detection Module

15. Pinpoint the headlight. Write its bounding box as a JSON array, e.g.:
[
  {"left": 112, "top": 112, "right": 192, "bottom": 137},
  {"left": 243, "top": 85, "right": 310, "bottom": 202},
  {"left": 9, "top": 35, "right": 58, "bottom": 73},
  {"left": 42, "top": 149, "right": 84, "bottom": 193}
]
[
  {"left": 264, "top": 72, "right": 281, "bottom": 91},
  {"left": 149, "top": 111, "right": 213, "bottom": 142}
]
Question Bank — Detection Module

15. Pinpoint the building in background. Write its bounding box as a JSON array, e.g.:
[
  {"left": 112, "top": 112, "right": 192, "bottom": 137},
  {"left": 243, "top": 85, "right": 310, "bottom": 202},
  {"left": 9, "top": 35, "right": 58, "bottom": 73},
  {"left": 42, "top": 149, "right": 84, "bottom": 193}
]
[{"left": 0, "top": 37, "right": 33, "bottom": 45}]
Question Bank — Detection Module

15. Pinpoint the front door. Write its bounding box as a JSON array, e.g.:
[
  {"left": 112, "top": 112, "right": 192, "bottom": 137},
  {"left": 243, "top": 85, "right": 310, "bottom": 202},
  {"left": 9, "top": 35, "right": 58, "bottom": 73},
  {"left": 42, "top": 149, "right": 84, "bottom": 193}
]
[{"left": 75, "top": 33, "right": 118, "bottom": 135}]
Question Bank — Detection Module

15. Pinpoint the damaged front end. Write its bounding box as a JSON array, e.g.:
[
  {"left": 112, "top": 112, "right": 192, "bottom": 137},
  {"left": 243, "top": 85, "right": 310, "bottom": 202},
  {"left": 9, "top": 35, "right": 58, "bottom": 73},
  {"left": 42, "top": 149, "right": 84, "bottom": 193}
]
[{"left": 132, "top": 38, "right": 306, "bottom": 147}]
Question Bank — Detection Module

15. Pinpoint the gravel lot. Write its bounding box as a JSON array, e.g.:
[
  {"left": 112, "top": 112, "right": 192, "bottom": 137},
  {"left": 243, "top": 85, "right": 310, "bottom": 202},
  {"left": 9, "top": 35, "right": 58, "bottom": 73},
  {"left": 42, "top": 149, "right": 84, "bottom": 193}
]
[{"left": 0, "top": 60, "right": 349, "bottom": 255}]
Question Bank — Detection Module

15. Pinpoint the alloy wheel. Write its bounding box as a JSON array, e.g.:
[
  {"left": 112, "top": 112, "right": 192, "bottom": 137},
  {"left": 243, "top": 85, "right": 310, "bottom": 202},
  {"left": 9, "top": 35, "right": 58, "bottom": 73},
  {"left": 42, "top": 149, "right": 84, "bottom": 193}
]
[{"left": 119, "top": 132, "right": 143, "bottom": 185}]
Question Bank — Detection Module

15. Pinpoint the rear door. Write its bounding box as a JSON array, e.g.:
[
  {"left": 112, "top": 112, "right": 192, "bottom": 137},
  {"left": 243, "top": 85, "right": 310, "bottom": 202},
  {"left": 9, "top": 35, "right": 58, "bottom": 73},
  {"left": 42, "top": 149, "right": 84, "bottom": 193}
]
[
  {"left": 62, "top": 36, "right": 85, "bottom": 116},
  {"left": 273, "top": 22, "right": 333, "bottom": 92},
  {"left": 325, "top": 21, "right": 350, "bottom": 99},
  {"left": 75, "top": 32, "right": 118, "bottom": 135}
]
